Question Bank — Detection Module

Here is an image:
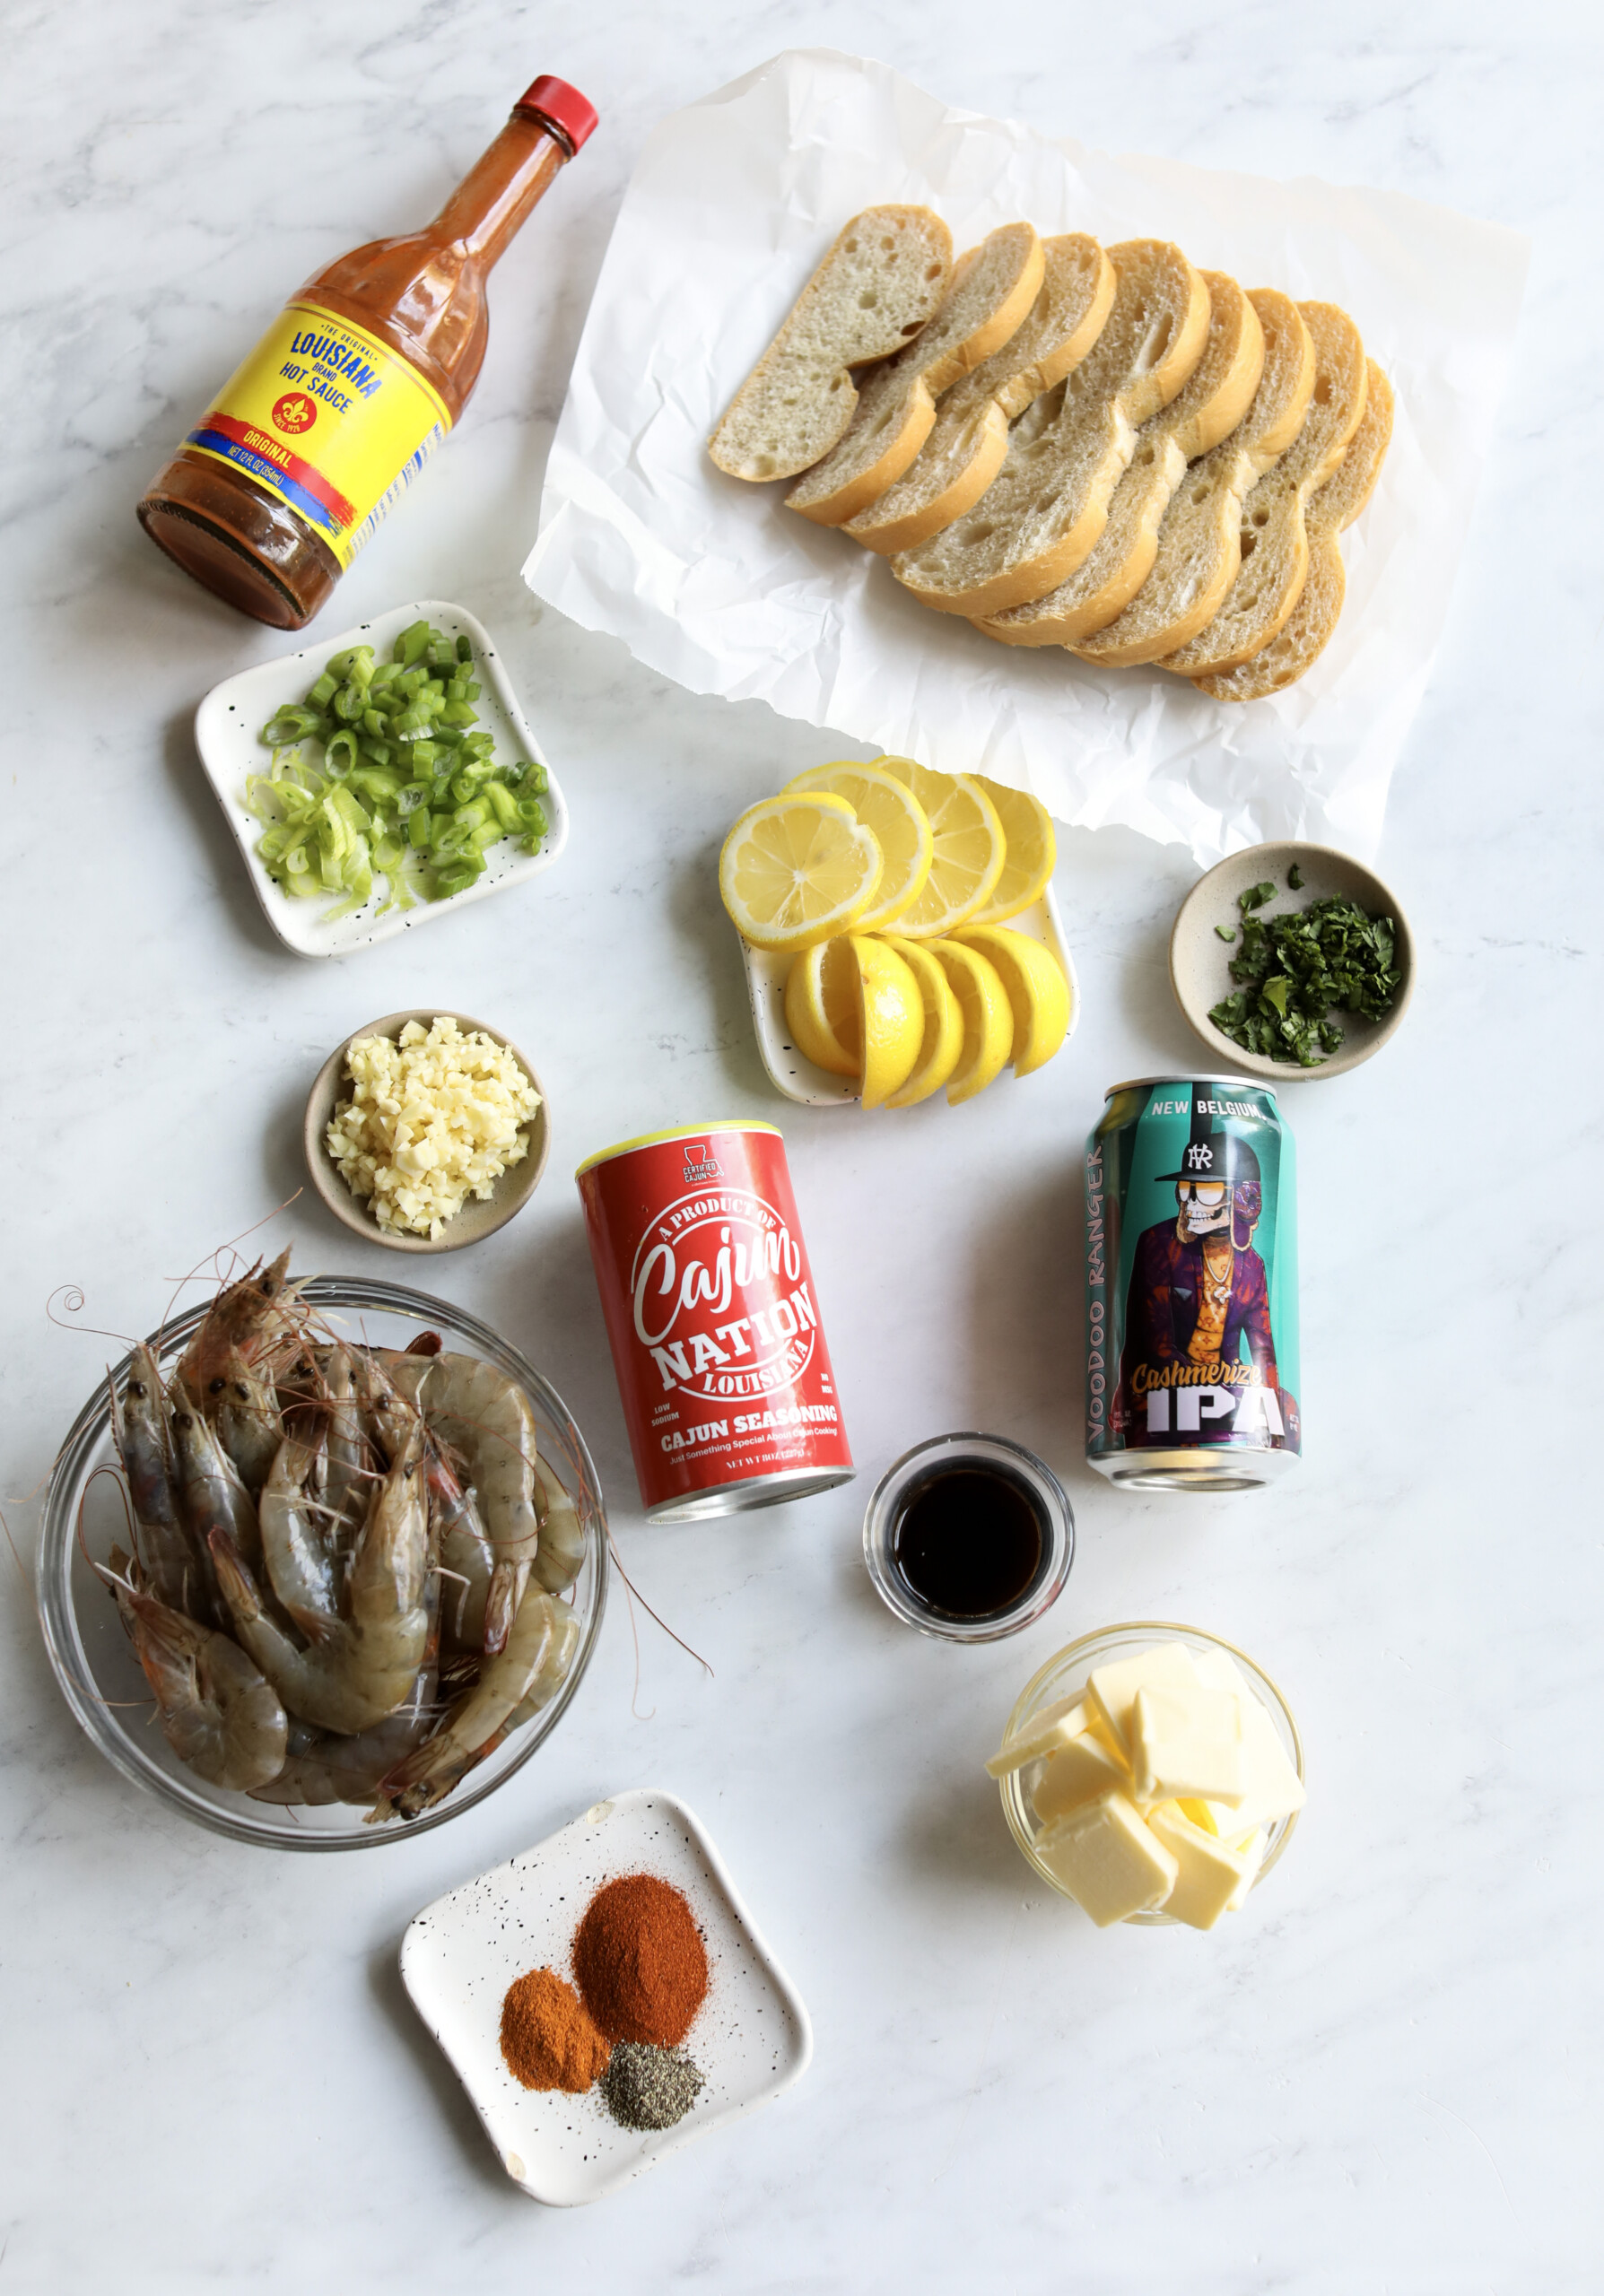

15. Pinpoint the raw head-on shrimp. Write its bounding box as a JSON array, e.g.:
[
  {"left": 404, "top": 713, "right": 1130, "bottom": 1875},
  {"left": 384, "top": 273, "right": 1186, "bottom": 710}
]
[
  {"left": 175, "top": 1247, "right": 305, "bottom": 1399},
  {"left": 258, "top": 1422, "right": 341, "bottom": 1642},
  {"left": 425, "top": 1441, "right": 493, "bottom": 1651},
  {"left": 109, "top": 1347, "right": 196, "bottom": 1615},
  {"left": 211, "top": 1417, "right": 430, "bottom": 1735},
  {"left": 373, "top": 1583, "right": 562, "bottom": 1819},
  {"left": 170, "top": 1389, "right": 260, "bottom": 1593},
  {"left": 379, "top": 1350, "right": 539, "bottom": 1656},
  {"left": 249, "top": 1569, "right": 442, "bottom": 1807},
  {"left": 213, "top": 1361, "right": 283, "bottom": 1500},
  {"left": 106, "top": 1547, "right": 287, "bottom": 1793}
]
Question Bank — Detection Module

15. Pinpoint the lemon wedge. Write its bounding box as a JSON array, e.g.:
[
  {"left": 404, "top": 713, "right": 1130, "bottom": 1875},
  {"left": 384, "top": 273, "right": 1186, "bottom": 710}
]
[
  {"left": 880, "top": 935, "right": 965, "bottom": 1108},
  {"left": 851, "top": 935, "right": 926, "bottom": 1108},
  {"left": 953, "top": 925, "right": 1071, "bottom": 1076},
  {"left": 967, "top": 778, "right": 1058, "bottom": 924},
  {"left": 872, "top": 758, "right": 1005, "bottom": 936},
  {"left": 783, "top": 938, "right": 861, "bottom": 1076},
  {"left": 783, "top": 761, "right": 934, "bottom": 933},
  {"left": 926, "top": 938, "right": 1014, "bottom": 1104}
]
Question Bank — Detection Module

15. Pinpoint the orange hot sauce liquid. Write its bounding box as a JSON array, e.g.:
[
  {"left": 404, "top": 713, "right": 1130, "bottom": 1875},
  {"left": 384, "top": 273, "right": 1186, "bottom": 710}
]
[{"left": 138, "top": 83, "right": 590, "bottom": 630}]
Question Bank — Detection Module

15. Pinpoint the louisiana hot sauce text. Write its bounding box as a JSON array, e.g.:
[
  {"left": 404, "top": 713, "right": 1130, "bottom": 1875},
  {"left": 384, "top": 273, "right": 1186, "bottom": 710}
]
[
  {"left": 137, "top": 74, "right": 597, "bottom": 630},
  {"left": 576, "top": 1122, "right": 855, "bottom": 1521}
]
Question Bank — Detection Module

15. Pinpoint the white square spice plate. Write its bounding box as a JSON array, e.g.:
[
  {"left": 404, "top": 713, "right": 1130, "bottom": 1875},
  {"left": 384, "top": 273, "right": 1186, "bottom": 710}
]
[
  {"left": 194, "top": 596, "right": 569, "bottom": 958},
  {"left": 744, "top": 881, "right": 1078, "bottom": 1105},
  {"left": 399, "top": 1787, "right": 813, "bottom": 2205}
]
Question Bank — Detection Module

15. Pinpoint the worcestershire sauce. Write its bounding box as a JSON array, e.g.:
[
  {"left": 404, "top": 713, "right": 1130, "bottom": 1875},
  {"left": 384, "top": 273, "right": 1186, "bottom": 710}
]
[{"left": 892, "top": 1462, "right": 1045, "bottom": 1620}]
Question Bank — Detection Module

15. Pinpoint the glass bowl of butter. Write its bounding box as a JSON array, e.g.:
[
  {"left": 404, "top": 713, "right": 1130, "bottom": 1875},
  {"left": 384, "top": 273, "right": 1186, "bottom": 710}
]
[{"left": 993, "top": 1623, "right": 1303, "bottom": 1927}]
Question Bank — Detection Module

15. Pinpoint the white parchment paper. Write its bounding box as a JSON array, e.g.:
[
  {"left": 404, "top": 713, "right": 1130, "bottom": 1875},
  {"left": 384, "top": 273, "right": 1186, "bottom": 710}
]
[{"left": 525, "top": 49, "right": 1528, "bottom": 863}]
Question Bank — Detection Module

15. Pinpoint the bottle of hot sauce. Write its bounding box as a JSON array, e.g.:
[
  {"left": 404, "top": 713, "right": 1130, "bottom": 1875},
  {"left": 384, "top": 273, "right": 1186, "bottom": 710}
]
[{"left": 137, "top": 74, "right": 597, "bottom": 631}]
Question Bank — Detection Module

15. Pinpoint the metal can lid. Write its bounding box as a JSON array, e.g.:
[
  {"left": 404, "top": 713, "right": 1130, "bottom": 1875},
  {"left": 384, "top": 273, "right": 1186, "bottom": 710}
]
[
  {"left": 574, "top": 1119, "right": 780, "bottom": 1181},
  {"left": 1103, "top": 1074, "right": 1280, "bottom": 1103},
  {"left": 514, "top": 74, "right": 598, "bottom": 153}
]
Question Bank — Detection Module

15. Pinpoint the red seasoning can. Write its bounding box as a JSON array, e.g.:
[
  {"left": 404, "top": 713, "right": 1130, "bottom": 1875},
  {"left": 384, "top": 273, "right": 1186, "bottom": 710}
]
[{"left": 576, "top": 1121, "right": 855, "bottom": 1521}]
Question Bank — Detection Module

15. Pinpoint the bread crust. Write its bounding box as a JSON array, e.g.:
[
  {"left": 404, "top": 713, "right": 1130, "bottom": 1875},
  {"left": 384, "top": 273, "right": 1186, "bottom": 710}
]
[
  {"left": 889, "top": 241, "right": 1211, "bottom": 618},
  {"left": 787, "top": 225, "right": 1046, "bottom": 526},
  {"left": 977, "top": 272, "right": 1265, "bottom": 648},
  {"left": 1158, "top": 301, "right": 1368, "bottom": 678},
  {"left": 708, "top": 206, "right": 953, "bottom": 483},
  {"left": 1072, "top": 289, "right": 1315, "bottom": 667},
  {"left": 1194, "top": 361, "right": 1393, "bottom": 700},
  {"left": 842, "top": 236, "right": 1115, "bottom": 554}
]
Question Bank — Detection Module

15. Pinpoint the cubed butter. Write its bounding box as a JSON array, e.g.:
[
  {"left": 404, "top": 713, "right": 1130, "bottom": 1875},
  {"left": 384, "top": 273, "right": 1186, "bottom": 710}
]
[
  {"left": 985, "top": 1694, "right": 1090, "bottom": 1778},
  {"left": 1086, "top": 1642, "right": 1201, "bottom": 1757},
  {"left": 1189, "top": 1645, "right": 1304, "bottom": 1831},
  {"left": 1130, "top": 1683, "right": 1245, "bottom": 1805},
  {"left": 1146, "top": 1804, "right": 1254, "bottom": 1931},
  {"left": 1225, "top": 1828, "right": 1266, "bottom": 1911},
  {"left": 1031, "top": 1728, "right": 1129, "bottom": 1827},
  {"left": 1036, "top": 1791, "right": 1180, "bottom": 1926}
]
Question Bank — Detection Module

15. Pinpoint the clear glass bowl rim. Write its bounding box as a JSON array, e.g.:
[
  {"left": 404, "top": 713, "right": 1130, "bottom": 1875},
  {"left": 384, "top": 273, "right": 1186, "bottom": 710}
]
[
  {"left": 998, "top": 1621, "right": 1303, "bottom": 1923},
  {"left": 36, "top": 1274, "right": 608, "bottom": 1852},
  {"left": 861, "top": 1430, "right": 1075, "bottom": 1644}
]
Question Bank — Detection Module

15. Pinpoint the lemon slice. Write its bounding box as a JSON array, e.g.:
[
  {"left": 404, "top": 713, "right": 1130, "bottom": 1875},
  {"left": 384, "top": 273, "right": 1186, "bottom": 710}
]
[
  {"left": 954, "top": 925, "right": 1071, "bottom": 1076},
  {"left": 881, "top": 935, "right": 964, "bottom": 1108},
  {"left": 783, "top": 938, "right": 861, "bottom": 1076},
  {"left": 926, "top": 938, "right": 1014, "bottom": 1104},
  {"left": 851, "top": 935, "right": 926, "bottom": 1109},
  {"left": 783, "top": 761, "right": 934, "bottom": 933},
  {"left": 967, "top": 778, "right": 1057, "bottom": 925},
  {"left": 719, "top": 794, "right": 884, "bottom": 952},
  {"left": 872, "top": 758, "right": 1005, "bottom": 936}
]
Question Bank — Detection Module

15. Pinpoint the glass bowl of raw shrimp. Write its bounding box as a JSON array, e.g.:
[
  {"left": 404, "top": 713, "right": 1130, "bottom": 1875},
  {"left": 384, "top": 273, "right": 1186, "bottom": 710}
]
[{"left": 37, "top": 1275, "right": 608, "bottom": 1851}]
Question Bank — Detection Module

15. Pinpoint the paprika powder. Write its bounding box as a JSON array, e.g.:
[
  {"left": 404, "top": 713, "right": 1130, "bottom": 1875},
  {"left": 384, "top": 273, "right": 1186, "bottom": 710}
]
[
  {"left": 572, "top": 1874, "right": 709, "bottom": 2048},
  {"left": 499, "top": 1966, "right": 610, "bottom": 2092}
]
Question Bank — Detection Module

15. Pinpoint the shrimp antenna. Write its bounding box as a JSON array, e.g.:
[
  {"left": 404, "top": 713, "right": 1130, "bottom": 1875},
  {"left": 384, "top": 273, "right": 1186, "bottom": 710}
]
[
  {"left": 46, "top": 1284, "right": 135, "bottom": 1347},
  {"left": 603, "top": 1526, "right": 714, "bottom": 1713}
]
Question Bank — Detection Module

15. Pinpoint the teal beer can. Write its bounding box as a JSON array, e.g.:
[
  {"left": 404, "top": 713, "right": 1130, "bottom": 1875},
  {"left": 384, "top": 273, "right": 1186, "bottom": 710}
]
[{"left": 1085, "top": 1077, "right": 1301, "bottom": 1491}]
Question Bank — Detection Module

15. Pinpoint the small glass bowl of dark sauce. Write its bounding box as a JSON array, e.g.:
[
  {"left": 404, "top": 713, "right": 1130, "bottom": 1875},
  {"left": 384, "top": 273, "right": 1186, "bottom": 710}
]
[{"left": 862, "top": 1432, "right": 1074, "bottom": 1643}]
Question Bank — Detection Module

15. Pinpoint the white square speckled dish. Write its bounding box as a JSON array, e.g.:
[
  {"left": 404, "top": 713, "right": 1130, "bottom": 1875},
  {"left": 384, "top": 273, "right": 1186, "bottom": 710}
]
[
  {"left": 399, "top": 1787, "right": 812, "bottom": 2205},
  {"left": 193, "top": 596, "right": 569, "bottom": 958}
]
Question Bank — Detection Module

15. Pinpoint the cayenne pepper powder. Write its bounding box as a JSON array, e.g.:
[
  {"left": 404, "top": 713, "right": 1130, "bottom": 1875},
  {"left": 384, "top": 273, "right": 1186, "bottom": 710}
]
[
  {"left": 499, "top": 1967, "right": 611, "bottom": 2092},
  {"left": 572, "top": 1874, "right": 709, "bottom": 2047}
]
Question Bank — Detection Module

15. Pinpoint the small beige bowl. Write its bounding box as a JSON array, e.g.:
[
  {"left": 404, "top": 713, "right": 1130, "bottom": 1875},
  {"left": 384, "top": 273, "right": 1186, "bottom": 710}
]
[
  {"left": 303, "top": 1010, "right": 548, "bottom": 1254},
  {"left": 1170, "top": 839, "right": 1414, "bottom": 1083}
]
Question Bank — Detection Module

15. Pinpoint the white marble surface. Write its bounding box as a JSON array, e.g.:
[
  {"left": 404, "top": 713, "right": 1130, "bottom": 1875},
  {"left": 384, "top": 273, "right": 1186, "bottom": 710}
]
[{"left": 2, "top": 4, "right": 1599, "bottom": 2290}]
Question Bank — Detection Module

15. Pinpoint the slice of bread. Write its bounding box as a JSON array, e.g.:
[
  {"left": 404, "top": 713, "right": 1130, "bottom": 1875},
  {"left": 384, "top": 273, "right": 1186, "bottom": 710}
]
[
  {"left": 1071, "top": 291, "right": 1314, "bottom": 667},
  {"left": 889, "top": 240, "right": 1211, "bottom": 618},
  {"left": 841, "top": 235, "right": 1115, "bottom": 555},
  {"left": 1158, "top": 302, "right": 1368, "bottom": 678},
  {"left": 708, "top": 208, "right": 954, "bottom": 483},
  {"left": 976, "top": 272, "right": 1265, "bottom": 648},
  {"left": 786, "top": 224, "right": 1045, "bottom": 526},
  {"left": 1193, "top": 361, "right": 1394, "bottom": 700}
]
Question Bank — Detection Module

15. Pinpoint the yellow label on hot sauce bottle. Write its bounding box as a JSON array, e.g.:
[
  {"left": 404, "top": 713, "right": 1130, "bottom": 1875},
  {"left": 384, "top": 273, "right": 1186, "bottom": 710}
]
[{"left": 185, "top": 300, "right": 451, "bottom": 569}]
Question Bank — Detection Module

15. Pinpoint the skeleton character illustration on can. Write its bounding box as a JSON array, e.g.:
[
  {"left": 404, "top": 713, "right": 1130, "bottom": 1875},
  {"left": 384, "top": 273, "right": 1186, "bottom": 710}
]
[
  {"left": 577, "top": 1120, "right": 855, "bottom": 1522},
  {"left": 1085, "top": 1078, "right": 1301, "bottom": 1491}
]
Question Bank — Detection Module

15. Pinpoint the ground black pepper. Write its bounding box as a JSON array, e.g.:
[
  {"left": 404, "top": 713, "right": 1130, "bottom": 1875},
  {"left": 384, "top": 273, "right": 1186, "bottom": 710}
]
[{"left": 599, "top": 2040, "right": 704, "bottom": 2130}]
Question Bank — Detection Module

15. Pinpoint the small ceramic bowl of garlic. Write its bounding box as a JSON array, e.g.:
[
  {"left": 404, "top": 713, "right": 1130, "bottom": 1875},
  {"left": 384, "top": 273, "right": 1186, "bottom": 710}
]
[{"left": 304, "top": 1010, "right": 548, "bottom": 1253}]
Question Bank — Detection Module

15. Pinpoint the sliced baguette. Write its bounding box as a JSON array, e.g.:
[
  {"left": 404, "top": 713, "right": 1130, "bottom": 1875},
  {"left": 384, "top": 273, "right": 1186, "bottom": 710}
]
[
  {"left": 1158, "top": 301, "right": 1368, "bottom": 678},
  {"left": 889, "top": 240, "right": 1211, "bottom": 618},
  {"left": 977, "top": 272, "right": 1264, "bottom": 648},
  {"left": 786, "top": 223, "right": 1045, "bottom": 526},
  {"left": 841, "top": 235, "right": 1115, "bottom": 555},
  {"left": 1194, "top": 361, "right": 1394, "bottom": 700},
  {"left": 709, "top": 207, "right": 954, "bottom": 483},
  {"left": 1071, "top": 290, "right": 1314, "bottom": 667}
]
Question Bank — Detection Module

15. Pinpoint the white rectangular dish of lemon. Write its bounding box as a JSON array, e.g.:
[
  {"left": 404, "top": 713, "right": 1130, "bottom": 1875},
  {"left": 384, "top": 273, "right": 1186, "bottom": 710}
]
[{"left": 745, "top": 884, "right": 1076, "bottom": 1107}]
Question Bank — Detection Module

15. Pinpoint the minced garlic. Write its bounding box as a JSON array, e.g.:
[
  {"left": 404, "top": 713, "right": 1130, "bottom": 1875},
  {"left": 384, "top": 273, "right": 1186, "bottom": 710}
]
[{"left": 326, "top": 1017, "right": 540, "bottom": 1239}]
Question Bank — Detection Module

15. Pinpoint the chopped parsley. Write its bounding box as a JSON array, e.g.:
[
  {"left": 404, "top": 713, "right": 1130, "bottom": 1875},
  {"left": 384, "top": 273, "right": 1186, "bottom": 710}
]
[
  {"left": 1208, "top": 891, "right": 1401, "bottom": 1066},
  {"left": 1287, "top": 861, "right": 1305, "bottom": 890},
  {"left": 1215, "top": 924, "right": 1236, "bottom": 943}
]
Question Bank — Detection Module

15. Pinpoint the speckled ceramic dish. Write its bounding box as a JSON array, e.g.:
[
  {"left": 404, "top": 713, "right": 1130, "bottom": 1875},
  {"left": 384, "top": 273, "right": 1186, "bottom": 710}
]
[
  {"left": 304, "top": 1008, "right": 548, "bottom": 1254},
  {"left": 400, "top": 1788, "right": 813, "bottom": 2205},
  {"left": 1170, "top": 840, "right": 1414, "bottom": 1082},
  {"left": 194, "top": 597, "right": 568, "bottom": 959}
]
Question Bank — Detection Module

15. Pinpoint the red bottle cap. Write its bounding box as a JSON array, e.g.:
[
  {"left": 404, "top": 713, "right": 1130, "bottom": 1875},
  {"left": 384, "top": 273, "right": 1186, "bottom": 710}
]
[{"left": 515, "top": 74, "right": 598, "bottom": 153}]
